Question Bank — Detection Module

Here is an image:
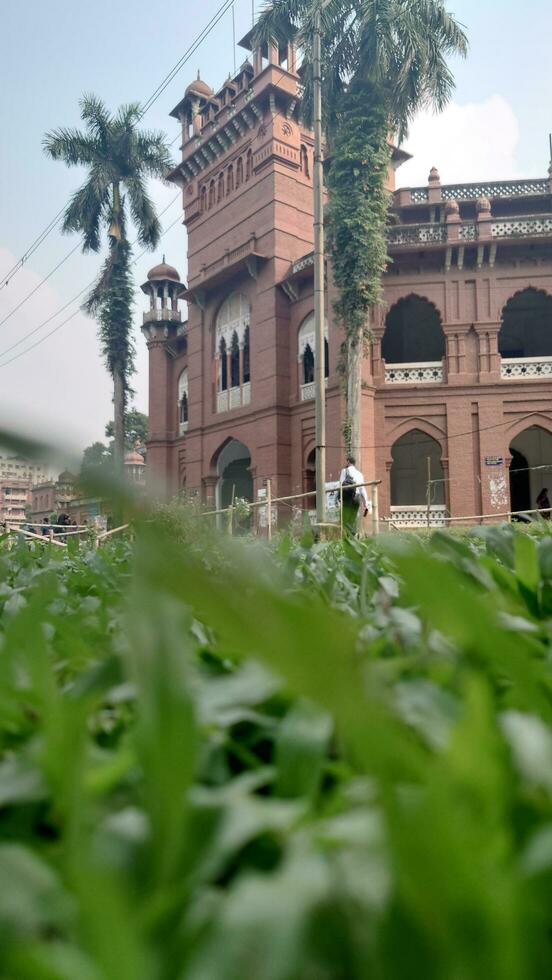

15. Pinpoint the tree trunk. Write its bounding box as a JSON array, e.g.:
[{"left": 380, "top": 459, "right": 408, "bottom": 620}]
[
  {"left": 113, "top": 367, "right": 125, "bottom": 475},
  {"left": 346, "top": 332, "right": 362, "bottom": 466}
]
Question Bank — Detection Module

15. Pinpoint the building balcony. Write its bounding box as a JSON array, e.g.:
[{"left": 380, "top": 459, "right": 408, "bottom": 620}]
[
  {"left": 501, "top": 356, "right": 552, "bottom": 379},
  {"left": 396, "top": 177, "right": 550, "bottom": 207},
  {"left": 179, "top": 421, "right": 189, "bottom": 435},
  {"left": 217, "top": 382, "right": 251, "bottom": 413},
  {"left": 387, "top": 213, "right": 552, "bottom": 251},
  {"left": 300, "top": 378, "right": 328, "bottom": 401},
  {"left": 389, "top": 505, "right": 448, "bottom": 528},
  {"left": 142, "top": 308, "right": 182, "bottom": 326},
  {"left": 385, "top": 361, "right": 444, "bottom": 384}
]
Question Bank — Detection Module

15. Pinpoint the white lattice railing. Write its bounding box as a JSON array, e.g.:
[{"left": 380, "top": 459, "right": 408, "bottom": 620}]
[
  {"left": 403, "top": 178, "right": 549, "bottom": 204},
  {"left": 300, "top": 379, "right": 328, "bottom": 401},
  {"left": 387, "top": 223, "right": 446, "bottom": 246},
  {"left": 217, "top": 383, "right": 251, "bottom": 413},
  {"left": 179, "top": 421, "right": 188, "bottom": 435},
  {"left": 491, "top": 215, "right": 552, "bottom": 238},
  {"left": 441, "top": 178, "right": 549, "bottom": 201},
  {"left": 389, "top": 505, "right": 448, "bottom": 528},
  {"left": 385, "top": 361, "right": 444, "bottom": 384},
  {"left": 501, "top": 356, "right": 552, "bottom": 379}
]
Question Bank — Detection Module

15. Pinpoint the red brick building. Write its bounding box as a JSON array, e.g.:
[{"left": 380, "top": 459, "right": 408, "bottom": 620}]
[{"left": 142, "top": 32, "right": 552, "bottom": 526}]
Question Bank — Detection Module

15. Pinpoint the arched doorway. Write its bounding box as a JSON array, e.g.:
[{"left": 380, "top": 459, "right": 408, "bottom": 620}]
[
  {"left": 304, "top": 449, "right": 316, "bottom": 508},
  {"left": 215, "top": 439, "right": 253, "bottom": 513},
  {"left": 390, "top": 429, "right": 445, "bottom": 526},
  {"left": 382, "top": 295, "right": 445, "bottom": 364},
  {"left": 499, "top": 289, "right": 552, "bottom": 359},
  {"left": 509, "top": 426, "right": 552, "bottom": 514}
]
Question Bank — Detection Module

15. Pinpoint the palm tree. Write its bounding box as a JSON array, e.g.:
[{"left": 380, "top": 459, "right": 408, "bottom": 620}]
[
  {"left": 44, "top": 95, "right": 172, "bottom": 472},
  {"left": 256, "top": 0, "right": 467, "bottom": 461}
]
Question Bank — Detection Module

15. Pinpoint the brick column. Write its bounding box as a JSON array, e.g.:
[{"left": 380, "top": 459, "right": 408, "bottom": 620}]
[{"left": 477, "top": 323, "right": 502, "bottom": 382}]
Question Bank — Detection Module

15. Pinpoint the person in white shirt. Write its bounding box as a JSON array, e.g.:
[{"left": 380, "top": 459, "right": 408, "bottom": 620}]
[{"left": 339, "top": 455, "right": 369, "bottom": 533}]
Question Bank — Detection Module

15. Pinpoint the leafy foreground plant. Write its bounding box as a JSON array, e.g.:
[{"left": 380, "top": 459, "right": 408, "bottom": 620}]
[{"left": 1, "top": 522, "right": 552, "bottom": 979}]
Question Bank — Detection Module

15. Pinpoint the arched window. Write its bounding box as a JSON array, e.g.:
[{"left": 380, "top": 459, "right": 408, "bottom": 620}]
[
  {"left": 208, "top": 180, "right": 216, "bottom": 208},
  {"left": 298, "top": 313, "right": 329, "bottom": 396},
  {"left": 217, "top": 173, "right": 224, "bottom": 203},
  {"left": 227, "top": 165, "right": 234, "bottom": 194},
  {"left": 499, "top": 288, "right": 552, "bottom": 359},
  {"left": 303, "top": 344, "right": 314, "bottom": 384},
  {"left": 382, "top": 295, "right": 445, "bottom": 363},
  {"left": 236, "top": 157, "right": 243, "bottom": 187},
  {"left": 215, "top": 294, "right": 251, "bottom": 411},
  {"left": 246, "top": 149, "right": 253, "bottom": 180},
  {"left": 230, "top": 331, "right": 240, "bottom": 388},
  {"left": 243, "top": 325, "right": 250, "bottom": 384},
  {"left": 509, "top": 426, "right": 552, "bottom": 514},
  {"left": 391, "top": 430, "right": 444, "bottom": 507},
  {"left": 300, "top": 144, "right": 309, "bottom": 177},
  {"left": 219, "top": 338, "right": 228, "bottom": 391},
  {"left": 200, "top": 186, "right": 207, "bottom": 212},
  {"left": 177, "top": 369, "right": 189, "bottom": 433}
]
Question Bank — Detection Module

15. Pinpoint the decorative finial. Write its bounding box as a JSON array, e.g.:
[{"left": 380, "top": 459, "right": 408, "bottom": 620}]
[
  {"left": 197, "top": 70, "right": 200, "bottom": 80},
  {"left": 428, "top": 166, "right": 440, "bottom": 183},
  {"left": 162, "top": 254, "right": 166, "bottom": 263}
]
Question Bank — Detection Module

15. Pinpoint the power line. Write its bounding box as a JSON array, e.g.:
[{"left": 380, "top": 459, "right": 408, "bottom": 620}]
[
  {"left": 0, "top": 205, "right": 67, "bottom": 290},
  {"left": 0, "top": 242, "right": 81, "bottom": 329},
  {"left": 139, "top": 0, "right": 235, "bottom": 117},
  {"left": 1, "top": 0, "right": 235, "bottom": 294},
  {"left": 0, "top": 201, "right": 184, "bottom": 369}
]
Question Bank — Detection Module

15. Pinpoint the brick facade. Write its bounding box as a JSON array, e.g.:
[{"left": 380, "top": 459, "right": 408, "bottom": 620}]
[{"left": 143, "top": 35, "right": 552, "bottom": 525}]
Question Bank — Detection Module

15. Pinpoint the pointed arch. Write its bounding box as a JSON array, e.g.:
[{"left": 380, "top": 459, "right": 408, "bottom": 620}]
[
  {"left": 382, "top": 294, "right": 445, "bottom": 364},
  {"left": 390, "top": 429, "right": 444, "bottom": 506},
  {"left": 208, "top": 180, "right": 216, "bottom": 208},
  {"left": 509, "top": 425, "right": 552, "bottom": 514},
  {"left": 217, "top": 172, "right": 225, "bottom": 203},
  {"left": 236, "top": 157, "right": 243, "bottom": 187},
  {"left": 499, "top": 287, "right": 552, "bottom": 358},
  {"left": 246, "top": 148, "right": 253, "bottom": 180},
  {"left": 227, "top": 164, "right": 234, "bottom": 194}
]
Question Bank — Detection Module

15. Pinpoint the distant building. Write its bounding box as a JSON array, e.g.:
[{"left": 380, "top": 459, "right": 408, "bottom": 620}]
[
  {"left": 0, "top": 454, "right": 56, "bottom": 486},
  {"left": 30, "top": 470, "right": 77, "bottom": 523},
  {"left": 0, "top": 479, "right": 31, "bottom": 525}
]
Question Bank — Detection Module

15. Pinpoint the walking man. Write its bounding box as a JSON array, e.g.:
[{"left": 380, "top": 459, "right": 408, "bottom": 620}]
[{"left": 340, "top": 455, "right": 369, "bottom": 535}]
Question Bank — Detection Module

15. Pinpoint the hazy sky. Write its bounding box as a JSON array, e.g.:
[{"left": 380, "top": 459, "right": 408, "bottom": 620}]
[{"left": 1, "top": 0, "right": 551, "bottom": 452}]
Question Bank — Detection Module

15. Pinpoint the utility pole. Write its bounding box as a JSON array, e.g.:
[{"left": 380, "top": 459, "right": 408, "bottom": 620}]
[{"left": 313, "top": 6, "right": 326, "bottom": 525}]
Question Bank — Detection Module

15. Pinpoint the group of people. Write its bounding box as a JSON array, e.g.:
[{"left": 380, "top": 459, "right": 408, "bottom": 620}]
[{"left": 40, "top": 513, "right": 79, "bottom": 536}]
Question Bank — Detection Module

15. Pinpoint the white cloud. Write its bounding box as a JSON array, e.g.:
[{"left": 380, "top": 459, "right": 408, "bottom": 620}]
[
  {"left": 0, "top": 247, "right": 114, "bottom": 454},
  {"left": 398, "top": 95, "right": 522, "bottom": 188}
]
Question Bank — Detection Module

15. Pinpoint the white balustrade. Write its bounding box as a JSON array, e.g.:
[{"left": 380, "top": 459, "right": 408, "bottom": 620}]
[
  {"left": 217, "top": 383, "right": 251, "bottom": 413},
  {"left": 300, "top": 379, "right": 328, "bottom": 401},
  {"left": 385, "top": 362, "right": 443, "bottom": 384},
  {"left": 388, "top": 224, "right": 446, "bottom": 247},
  {"left": 179, "top": 421, "right": 189, "bottom": 435},
  {"left": 501, "top": 356, "right": 552, "bottom": 379},
  {"left": 389, "top": 505, "right": 448, "bottom": 528},
  {"left": 491, "top": 216, "right": 552, "bottom": 239}
]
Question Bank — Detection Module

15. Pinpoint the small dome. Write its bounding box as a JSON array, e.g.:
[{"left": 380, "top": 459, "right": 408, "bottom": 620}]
[
  {"left": 147, "top": 256, "right": 181, "bottom": 283},
  {"left": 444, "top": 197, "right": 459, "bottom": 215},
  {"left": 57, "top": 469, "right": 75, "bottom": 483},
  {"left": 124, "top": 450, "right": 145, "bottom": 466},
  {"left": 185, "top": 71, "right": 213, "bottom": 100},
  {"left": 428, "top": 166, "right": 440, "bottom": 182}
]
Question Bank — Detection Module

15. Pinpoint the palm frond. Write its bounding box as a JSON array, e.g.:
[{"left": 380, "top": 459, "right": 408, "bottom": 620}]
[
  {"left": 42, "top": 128, "right": 97, "bottom": 166},
  {"left": 125, "top": 177, "right": 161, "bottom": 249}
]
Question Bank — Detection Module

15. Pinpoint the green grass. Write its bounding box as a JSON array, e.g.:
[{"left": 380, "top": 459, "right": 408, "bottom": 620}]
[{"left": 0, "top": 517, "right": 552, "bottom": 979}]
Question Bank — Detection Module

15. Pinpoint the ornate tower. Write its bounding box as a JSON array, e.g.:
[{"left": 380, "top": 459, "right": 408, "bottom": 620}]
[{"left": 141, "top": 259, "right": 186, "bottom": 496}]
